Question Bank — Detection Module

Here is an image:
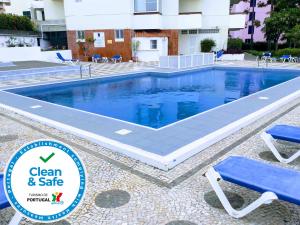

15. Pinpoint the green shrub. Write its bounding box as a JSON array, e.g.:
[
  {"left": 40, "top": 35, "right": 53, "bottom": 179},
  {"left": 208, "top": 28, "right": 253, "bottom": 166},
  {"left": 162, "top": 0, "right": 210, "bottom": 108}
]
[
  {"left": 200, "top": 39, "right": 216, "bottom": 52},
  {"left": 0, "top": 14, "right": 34, "bottom": 31},
  {"left": 273, "top": 48, "right": 300, "bottom": 57},
  {"left": 246, "top": 50, "right": 265, "bottom": 56},
  {"left": 228, "top": 38, "right": 243, "bottom": 51}
]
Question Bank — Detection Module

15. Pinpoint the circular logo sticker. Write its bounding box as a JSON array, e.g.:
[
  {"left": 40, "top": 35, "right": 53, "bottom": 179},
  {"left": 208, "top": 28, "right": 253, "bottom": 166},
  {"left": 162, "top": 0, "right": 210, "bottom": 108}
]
[{"left": 4, "top": 140, "right": 86, "bottom": 223}]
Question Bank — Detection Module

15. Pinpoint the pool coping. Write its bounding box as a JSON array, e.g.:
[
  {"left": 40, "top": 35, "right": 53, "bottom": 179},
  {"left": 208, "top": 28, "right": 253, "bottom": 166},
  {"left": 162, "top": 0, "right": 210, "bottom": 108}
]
[{"left": 1, "top": 66, "right": 300, "bottom": 170}]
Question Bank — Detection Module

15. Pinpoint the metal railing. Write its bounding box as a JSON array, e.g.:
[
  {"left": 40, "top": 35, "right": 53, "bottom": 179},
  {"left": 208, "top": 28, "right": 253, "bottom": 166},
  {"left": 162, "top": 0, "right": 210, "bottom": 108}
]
[
  {"left": 80, "top": 64, "right": 92, "bottom": 79},
  {"left": 159, "top": 53, "right": 215, "bottom": 69}
]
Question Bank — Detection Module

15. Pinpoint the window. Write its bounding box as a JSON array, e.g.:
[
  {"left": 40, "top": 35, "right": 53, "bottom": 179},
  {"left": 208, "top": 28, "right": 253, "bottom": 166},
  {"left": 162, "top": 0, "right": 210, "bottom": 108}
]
[
  {"left": 250, "top": 0, "right": 256, "bottom": 7},
  {"left": 181, "top": 30, "right": 188, "bottom": 35},
  {"left": 22, "top": 11, "right": 31, "bottom": 19},
  {"left": 249, "top": 12, "right": 255, "bottom": 21},
  {"left": 134, "top": 0, "right": 160, "bottom": 13},
  {"left": 248, "top": 25, "right": 254, "bottom": 34},
  {"left": 76, "top": 31, "right": 85, "bottom": 42},
  {"left": 115, "top": 30, "right": 124, "bottom": 42},
  {"left": 188, "top": 30, "right": 198, "bottom": 34},
  {"left": 150, "top": 40, "right": 158, "bottom": 49}
]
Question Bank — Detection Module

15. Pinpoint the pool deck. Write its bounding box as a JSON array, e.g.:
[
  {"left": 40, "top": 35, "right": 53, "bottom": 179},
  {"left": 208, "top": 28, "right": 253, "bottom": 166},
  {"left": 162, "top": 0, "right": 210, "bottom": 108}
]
[{"left": 0, "top": 60, "right": 300, "bottom": 224}]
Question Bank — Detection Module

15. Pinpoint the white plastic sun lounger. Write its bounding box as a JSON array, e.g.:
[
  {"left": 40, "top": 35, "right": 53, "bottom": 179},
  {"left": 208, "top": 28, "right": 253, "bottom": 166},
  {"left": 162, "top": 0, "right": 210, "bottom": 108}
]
[
  {"left": 205, "top": 156, "right": 300, "bottom": 218},
  {"left": 261, "top": 125, "right": 300, "bottom": 163}
]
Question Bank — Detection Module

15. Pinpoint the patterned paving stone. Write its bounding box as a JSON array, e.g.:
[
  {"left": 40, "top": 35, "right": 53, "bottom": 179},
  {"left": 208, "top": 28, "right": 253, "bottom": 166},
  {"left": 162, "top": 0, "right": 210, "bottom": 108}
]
[
  {"left": 0, "top": 134, "right": 18, "bottom": 143},
  {"left": 165, "top": 220, "right": 197, "bottom": 225},
  {"left": 204, "top": 191, "right": 244, "bottom": 209},
  {"left": 258, "top": 151, "right": 288, "bottom": 162},
  {"left": 95, "top": 190, "right": 130, "bottom": 208},
  {"left": 33, "top": 220, "right": 71, "bottom": 225}
]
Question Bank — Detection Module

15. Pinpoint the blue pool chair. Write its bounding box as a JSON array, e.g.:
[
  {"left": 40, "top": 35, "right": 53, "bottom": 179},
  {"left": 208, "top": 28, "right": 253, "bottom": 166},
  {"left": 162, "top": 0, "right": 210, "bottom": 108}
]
[
  {"left": 215, "top": 50, "right": 224, "bottom": 61},
  {"left": 92, "top": 54, "right": 102, "bottom": 63},
  {"left": 205, "top": 156, "right": 300, "bottom": 218},
  {"left": 56, "top": 52, "right": 79, "bottom": 65},
  {"left": 0, "top": 174, "right": 23, "bottom": 225},
  {"left": 261, "top": 52, "right": 276, "bottom": 62},
  {"left": 261, "top": 125, "right": 300, "bottom": 163},
  {"left": 280, "top": 55, "right": 292, "bottom": 63},
  {"left": 111, "top": 54, "right": 122, "bottom": 63}
]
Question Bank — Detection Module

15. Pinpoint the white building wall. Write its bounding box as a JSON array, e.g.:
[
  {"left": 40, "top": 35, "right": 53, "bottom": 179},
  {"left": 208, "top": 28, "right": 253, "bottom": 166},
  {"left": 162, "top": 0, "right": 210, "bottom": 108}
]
[
  {"left": 133, "top": 37, "right": 168, "bottom": 62},
  {"left": 4, "top": 0, "right": 32, "bottom": 15},
  {"left": 64, "top": 0, "right": 132, "bottom": 30},
  {"left": 43, "top": 0, "right": 65, "bottom": 20}
]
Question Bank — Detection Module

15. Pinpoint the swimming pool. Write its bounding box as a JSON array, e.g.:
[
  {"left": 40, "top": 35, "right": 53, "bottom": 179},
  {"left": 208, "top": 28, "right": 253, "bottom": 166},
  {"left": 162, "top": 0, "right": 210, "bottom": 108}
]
[
  {"left": 8, "top": 67, "right": 300, "bottom": 129},
  {"left": 1, "top": 66, "right": 300, "bottom": 170}
]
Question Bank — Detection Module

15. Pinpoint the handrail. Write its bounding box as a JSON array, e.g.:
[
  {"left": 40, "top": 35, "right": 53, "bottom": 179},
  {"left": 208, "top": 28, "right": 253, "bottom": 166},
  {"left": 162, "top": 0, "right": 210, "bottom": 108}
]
[{"left": 80, "top": 64, "right": 92, "bottom": 79}]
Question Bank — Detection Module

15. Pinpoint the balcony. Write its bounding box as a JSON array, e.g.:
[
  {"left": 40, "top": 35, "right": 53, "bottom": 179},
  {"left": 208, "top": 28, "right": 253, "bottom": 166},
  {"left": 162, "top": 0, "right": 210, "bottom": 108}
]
[
  {"left": 35, "top": 19, "right": 66, "bottom": 32},
  {"left": 133, "top": 13, "right": 202, "bottom": 30},
  {"left": 31, "top": 0, "right": 44, "bottom": 9}
]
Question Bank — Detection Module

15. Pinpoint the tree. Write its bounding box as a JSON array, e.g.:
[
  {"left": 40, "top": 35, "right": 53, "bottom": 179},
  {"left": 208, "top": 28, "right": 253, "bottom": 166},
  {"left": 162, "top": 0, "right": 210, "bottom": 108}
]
[
  {"left": 285, "top": 25, "right": 300, "bottom": 48},
  {"left": 267, "top": 0, "right": 300, "bottom": 12},
  {"left": 264, "top": 8, "right": 300, "bottom": 50}
]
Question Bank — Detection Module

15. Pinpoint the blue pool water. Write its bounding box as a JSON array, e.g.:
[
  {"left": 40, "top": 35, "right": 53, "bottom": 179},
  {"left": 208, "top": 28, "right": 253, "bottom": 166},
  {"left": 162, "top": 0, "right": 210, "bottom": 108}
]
[{"left": 10, "top": 68, "right": 300, "bottom": 129}]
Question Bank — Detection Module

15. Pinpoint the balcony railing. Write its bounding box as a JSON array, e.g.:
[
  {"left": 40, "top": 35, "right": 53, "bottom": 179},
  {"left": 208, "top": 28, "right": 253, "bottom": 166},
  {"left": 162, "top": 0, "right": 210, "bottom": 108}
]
[{"left": 35, "top": 20, "right": 66, "bottom": 32}]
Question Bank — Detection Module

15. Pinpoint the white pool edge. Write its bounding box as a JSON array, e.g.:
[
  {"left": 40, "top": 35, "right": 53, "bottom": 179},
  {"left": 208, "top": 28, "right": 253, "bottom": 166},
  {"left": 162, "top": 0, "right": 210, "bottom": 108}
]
[{"left": 1, "top": 88, "right": 300, "bottom": 171}]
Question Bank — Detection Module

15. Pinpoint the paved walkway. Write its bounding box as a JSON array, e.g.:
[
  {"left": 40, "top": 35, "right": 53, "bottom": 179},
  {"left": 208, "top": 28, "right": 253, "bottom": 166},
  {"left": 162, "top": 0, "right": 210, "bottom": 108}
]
[{"left": 0, "top": 61, "right": 157, "bottom": 89}]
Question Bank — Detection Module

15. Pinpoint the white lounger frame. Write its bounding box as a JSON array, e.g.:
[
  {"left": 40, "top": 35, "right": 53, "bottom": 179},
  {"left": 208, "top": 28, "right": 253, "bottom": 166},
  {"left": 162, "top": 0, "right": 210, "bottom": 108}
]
[
  {"left": 261, "top": 132, "right": 300, "bottom": 163},
  {"left": 205, "top": 167, "right": 278, "bottom": 218},
  {"left": 0, "top": 173, "right": 23, "bottom": 225}
]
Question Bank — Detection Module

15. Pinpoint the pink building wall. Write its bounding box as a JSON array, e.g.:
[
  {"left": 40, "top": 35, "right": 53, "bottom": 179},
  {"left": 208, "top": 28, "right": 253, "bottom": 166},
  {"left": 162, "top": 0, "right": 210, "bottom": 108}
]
[{"left": 230, "top": 0, "right": 271, "bottom": 42}]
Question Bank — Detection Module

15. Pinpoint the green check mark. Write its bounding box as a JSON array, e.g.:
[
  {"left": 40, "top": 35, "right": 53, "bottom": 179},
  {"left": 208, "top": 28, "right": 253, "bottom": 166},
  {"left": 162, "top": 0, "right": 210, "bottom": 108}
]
[{"left": 40, "top": 152, "right": 55, "bottom": 163}]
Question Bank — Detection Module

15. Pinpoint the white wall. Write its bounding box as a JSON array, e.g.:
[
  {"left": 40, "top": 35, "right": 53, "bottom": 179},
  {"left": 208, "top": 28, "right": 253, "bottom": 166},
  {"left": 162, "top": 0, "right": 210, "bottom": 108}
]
[
  {"left": 0, "top": 47, "right": 72, "bottom": 62},
  {"left": 41, "top": 50, "right": 72, "bottom": 62},
  {"left": 4, "top": 0, "right": 32, "bottom": 15},
  {"left": 64, "top": 0, "right": 132, "bottom": 30},
  {"left": 179, "top": 32, "right": 223, "bottom": 55},
  {"left": 133, "top": 37, "right": 168, "bottom": 62},
  {"left": 43, "top": 0, "right": 65, "bottom": 20}
]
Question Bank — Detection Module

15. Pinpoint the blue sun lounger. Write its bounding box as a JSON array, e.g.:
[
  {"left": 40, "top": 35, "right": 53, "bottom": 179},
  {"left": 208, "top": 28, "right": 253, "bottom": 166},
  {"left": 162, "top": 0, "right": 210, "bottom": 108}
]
[
  {"left": 206, "top": 156, "right": 300, "bottom": 218},
  {"left": 261, "top": 125, "right": 300, "bottom": 163},
  {"left": 56, "top": 52, "right": 79, "bottom": 65},
  {"left": 0, "top": 174, "right": 23, "bottom": 225}
]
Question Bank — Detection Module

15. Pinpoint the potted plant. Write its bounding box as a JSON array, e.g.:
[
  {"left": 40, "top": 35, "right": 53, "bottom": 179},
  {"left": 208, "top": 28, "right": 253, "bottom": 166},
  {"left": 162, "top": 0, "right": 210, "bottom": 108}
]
[
  {"left": 77, "top": 37, "right": 95, "bottom": 61},
  {"left": 132, "top": 40, "right": 140, "bottom": 62}
]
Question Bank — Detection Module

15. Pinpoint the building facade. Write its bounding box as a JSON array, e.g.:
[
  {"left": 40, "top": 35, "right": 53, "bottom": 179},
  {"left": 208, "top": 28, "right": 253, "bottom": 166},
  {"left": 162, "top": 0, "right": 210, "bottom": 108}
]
[
  {"left": 64, "top": 0, "right": 245, "bottom": 61},
  {"left": 1, "top": 0, "right": 67, "bottom": 50},
  {"left": 230, "top": 0, "right": 271, "bottom": 43}
]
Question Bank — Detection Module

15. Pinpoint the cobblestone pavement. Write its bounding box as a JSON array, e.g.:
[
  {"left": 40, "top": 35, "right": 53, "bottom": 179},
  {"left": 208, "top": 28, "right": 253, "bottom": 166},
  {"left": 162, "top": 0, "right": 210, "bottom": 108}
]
[{"left": 0, "top": 61, "right": 300, "bottom": 225}]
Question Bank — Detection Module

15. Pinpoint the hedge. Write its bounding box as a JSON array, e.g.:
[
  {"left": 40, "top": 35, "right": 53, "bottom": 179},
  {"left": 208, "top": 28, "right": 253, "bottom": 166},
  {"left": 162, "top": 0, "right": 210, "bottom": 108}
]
[
  {"left": 242, "top": 42, "right": 289, "bottom": 51},
  {"left": 226, "top": 38, "right": 243, "bottom": 54},
  {"left": 0, "top": 14, "right": 35, "bottom": 31},
  {"left": 246, "top": 48, "right": 300, "bottom": 57},
  {"left": 201, "top": 39, "right": 216, "bottom": 52},
  {"left": 273, "top": 48, "right": 300, "bottom": 57}
]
